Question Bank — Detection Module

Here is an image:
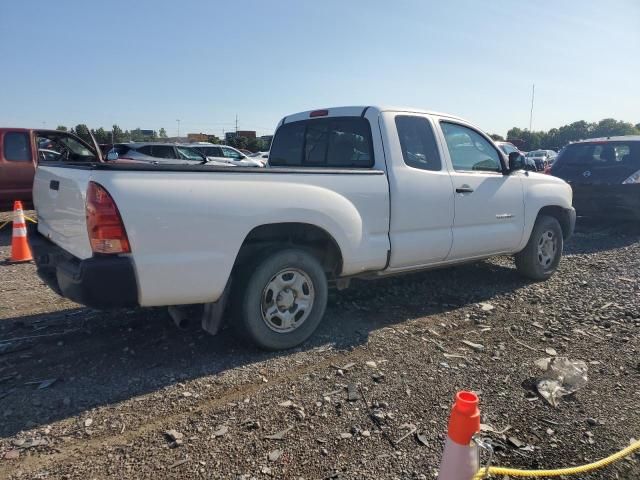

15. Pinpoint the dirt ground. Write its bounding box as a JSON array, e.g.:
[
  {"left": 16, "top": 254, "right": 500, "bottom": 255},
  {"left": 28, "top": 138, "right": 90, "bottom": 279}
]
[{"left": 0, "top": 213, "right": 638, "bottom": 479}]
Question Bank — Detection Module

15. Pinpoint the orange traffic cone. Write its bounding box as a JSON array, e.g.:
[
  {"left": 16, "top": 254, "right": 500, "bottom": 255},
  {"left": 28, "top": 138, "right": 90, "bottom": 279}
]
[
  {"left": 438, "top": 391, "right": 481, "bottom": 479},
  {"left": 9, "top": 200, "right": 33, "bottom": 263}
]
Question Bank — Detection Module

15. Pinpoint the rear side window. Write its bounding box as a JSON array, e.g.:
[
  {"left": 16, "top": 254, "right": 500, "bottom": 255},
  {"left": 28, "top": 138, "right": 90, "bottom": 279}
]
[
  {"left": 270, "top": 117, "right": 374, "bottom": 168},
  {"left": 150, "top": 145, "right": 176, "bottom": 159},
  {"left": 3, "top": 132, "right": 32, "bottom": 162},
  {"left": 556, "top": 142, "right": 639, "bottom": 167},
  {"left": 395, "top": 116, "right": 441, "bottom": 171}
]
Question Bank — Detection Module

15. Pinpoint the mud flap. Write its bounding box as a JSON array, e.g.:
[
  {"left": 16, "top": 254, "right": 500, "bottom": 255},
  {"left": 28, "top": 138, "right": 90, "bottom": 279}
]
[
  {"left": 167, "top": 280, "right": 231, "bottom": 335},
  {"left": 201, "top": 279, "right": 231, "bottom": 336}
]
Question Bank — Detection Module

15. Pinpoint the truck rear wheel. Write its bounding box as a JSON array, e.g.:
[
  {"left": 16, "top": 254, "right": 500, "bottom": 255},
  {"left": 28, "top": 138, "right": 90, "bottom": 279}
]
[
  {"left": 232, "top": 249, "right": 328, "bottom": 350},
  {"left": 515, "top": 215, "right": 563, "bottom": 281}
]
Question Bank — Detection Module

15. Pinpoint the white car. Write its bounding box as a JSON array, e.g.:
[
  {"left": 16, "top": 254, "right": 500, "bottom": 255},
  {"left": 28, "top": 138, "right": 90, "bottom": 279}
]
[
  {"left": 32, "top": 105, "right": 575, "bottom": 350},
  {"left": 189, "top": 143, "right": 265, "bottom": 167}
]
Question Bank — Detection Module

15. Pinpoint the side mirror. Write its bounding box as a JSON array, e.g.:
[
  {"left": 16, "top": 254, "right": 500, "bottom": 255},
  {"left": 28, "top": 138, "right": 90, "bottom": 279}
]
[
  {"left": 106, "top": 150, "right": 119, "bottom": 161},
  {"left": 508, "top": 152, "right": 525, "bottom": 172}
]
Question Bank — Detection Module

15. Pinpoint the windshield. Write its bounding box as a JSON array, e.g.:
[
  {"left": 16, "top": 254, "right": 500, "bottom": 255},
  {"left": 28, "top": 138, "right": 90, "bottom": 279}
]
[
  {"left": 556, "top": 142, "right": 639, "bottom": 167},
  {"left": 176, "top": 146, "right": 205, "bottom": 161}
]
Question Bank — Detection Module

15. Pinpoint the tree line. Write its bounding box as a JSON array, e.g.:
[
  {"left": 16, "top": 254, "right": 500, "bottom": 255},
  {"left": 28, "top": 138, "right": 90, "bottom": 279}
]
[
  {"left": 490, "top": 118, "right": 640, "bottom": 152},
  {"left": 56, "top": 124, "right": 270, "bottom": 152}
]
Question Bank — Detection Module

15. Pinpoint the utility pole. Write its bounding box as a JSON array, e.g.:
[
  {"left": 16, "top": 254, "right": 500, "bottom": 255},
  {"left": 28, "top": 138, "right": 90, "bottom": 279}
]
[
  {"left": 176, "top": 119, "right": 181, "bottom": 138},
  {"left": 235, "top": 115, "right": 238, "bottom": 136},
  {"left": 529, "top": 84, "right": 535, "bottom": 131}
]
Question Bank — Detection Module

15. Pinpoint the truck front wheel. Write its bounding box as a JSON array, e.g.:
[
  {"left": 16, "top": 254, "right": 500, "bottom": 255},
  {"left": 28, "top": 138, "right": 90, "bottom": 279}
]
[
  {"left": 232, "top": 249, "right": 328, "bottom": 350},
  {"left": 515, "top": 215, "right": 563, "bottom": 281}
]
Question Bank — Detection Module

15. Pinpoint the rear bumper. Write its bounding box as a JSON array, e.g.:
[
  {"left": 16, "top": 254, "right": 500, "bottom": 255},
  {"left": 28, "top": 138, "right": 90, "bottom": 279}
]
[
  {"left": 30, "top": 230, "right": 139, "bottom": 309},
  {"left": 571, "top": 184, "right": 640, "bottom": 220}
]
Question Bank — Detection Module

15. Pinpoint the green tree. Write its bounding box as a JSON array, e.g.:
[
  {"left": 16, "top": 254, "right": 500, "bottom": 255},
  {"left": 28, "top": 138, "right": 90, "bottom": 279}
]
[
  {"left": 489, "top": 133, "right": 504, "bottom": 142},
  {"left": 56, "top": 125, "right": 68, "bottom": 132},
  {"left": 74, "top": 124, "right": 91, "bottom": 143},
  {"left": 94, "top": 127, "right": 109, "bottom": 144},
  {"left": 247, "top": 137, "right": 264, "bottom": 152},
  {"left": 159, "top": 128, "right": 168, "bottom": 139},
  {"left": 112, "top": 124, "right": 125, "bottom": 142},
  {"left": 206, "top": 134, "right": 221, "bottom": 144},
  {"left": 130, "top": 128, "right": 144, "bottom": 142},
  {"left": 591, "top": 118, "right": 636, "bottom": 138}
]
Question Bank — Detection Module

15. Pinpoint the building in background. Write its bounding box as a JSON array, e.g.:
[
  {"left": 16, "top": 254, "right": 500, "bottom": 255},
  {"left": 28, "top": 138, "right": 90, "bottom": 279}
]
[
  {"left": 187, "top": 133, "right": 209, "bottom": 142},
  {"left": 225, "top": 130, "right": 257, "bottom": 142}
]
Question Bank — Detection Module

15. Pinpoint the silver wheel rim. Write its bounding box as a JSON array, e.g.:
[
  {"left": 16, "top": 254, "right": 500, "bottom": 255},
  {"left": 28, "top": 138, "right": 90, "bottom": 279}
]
[
  {"left": 261, "top": 268, "right": 315, "bottom": 333},
  {"left": 537, "top": 230, "right": 557, "bottom": 268}
]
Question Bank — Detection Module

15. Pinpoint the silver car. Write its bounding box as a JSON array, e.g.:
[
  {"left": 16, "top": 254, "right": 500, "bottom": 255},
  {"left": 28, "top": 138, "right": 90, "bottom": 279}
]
[
  {"left": 189, "top": 143, "right": 265, "bottom": 167},
  {"left": 106, "top": 143, "right": 206, "bottom": 164}
]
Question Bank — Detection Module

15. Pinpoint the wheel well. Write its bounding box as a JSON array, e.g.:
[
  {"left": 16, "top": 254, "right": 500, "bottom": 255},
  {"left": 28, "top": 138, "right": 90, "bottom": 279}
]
[
  {"left": 538, "top": 206, "right": 571, "bottom": 239},
  {"left": 234, "top": 223, "right": 343, "bottom": 277}
]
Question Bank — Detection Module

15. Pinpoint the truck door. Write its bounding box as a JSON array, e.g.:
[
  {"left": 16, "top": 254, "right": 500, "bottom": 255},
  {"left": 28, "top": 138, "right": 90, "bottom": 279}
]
[
  {"left": 435, "top": 120, "right": 525, "bottom": 259},
  {"left": 382, "top": 113, "right": 455, "bottom": 269},
  {"left": 0, "top": 130, "right": 36, "bottom": 205}
]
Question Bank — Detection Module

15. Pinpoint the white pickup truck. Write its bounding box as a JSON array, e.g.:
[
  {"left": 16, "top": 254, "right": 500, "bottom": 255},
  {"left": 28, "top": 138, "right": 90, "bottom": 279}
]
[{"left": 31, "top": 106, "right": 575, "bottom": 350}]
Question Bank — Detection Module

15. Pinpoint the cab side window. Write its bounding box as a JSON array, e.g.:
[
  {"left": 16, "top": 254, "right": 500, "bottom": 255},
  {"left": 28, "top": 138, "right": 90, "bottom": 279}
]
[
  {"left": 395, "top": 116, "right": 441, "bottom": 171},
  {"left": 440, "top": 122, "right": 502, "bottom": 172},
  {"left": 4, "top": 132, "right": 32, "bottom": 162}
]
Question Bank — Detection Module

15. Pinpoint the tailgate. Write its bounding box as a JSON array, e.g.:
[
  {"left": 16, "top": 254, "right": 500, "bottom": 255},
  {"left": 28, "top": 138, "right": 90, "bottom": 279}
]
[{"left": 33, "top": 165, "right": 93, "bottom": 260}]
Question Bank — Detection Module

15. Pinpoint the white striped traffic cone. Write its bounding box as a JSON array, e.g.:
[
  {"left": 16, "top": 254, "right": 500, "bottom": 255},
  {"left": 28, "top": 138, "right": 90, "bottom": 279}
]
[
  {"left": 9, "top": 200, "right": 33, "bottom": 263},
  {"left": 438, "top": 391, "right": 481, "bottom": 480}
]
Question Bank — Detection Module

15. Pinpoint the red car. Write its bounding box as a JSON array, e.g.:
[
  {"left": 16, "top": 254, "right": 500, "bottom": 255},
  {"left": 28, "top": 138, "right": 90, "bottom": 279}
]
[{"left": 0, "top": 128, "right": 103, "bottom": 209}]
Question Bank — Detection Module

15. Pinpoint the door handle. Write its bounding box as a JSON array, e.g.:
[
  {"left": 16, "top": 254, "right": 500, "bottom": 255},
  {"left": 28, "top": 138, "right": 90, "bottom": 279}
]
[{"left": 456, "top": 185, "right": 474, "bottom": 193}]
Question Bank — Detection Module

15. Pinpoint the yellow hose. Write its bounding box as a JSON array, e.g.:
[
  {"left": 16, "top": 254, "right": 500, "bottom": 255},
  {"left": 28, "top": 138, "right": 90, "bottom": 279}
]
[{"left": 473, "top": 438, "right": 640, "bottom": 478}]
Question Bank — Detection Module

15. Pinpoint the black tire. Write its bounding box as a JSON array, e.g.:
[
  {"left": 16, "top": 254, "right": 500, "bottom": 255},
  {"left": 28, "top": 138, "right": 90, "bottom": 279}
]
[
  {"left": 515, "top": 215, "right": 563, "bottom": 281},
  {"left": 231, "top": 248, "right": 328, "bottom": 350}
]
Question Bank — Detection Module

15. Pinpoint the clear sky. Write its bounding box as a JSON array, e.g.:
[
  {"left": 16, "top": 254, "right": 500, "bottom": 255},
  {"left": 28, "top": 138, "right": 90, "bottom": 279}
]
[{"left": 1, "top": 0, "right": 638, "bottom": 137}]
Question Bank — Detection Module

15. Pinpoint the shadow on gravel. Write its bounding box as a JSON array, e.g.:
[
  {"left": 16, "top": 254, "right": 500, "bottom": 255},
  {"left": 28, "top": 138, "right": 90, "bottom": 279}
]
[
  {"left": 0, "top": 260, "right": 528, "bottom": 438},
  {"left": 565, "top": 218, "right": 640, "bottom": 255}
]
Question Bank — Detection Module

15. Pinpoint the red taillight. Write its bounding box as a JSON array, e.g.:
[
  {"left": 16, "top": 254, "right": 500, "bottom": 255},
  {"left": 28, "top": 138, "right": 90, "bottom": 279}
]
[
  {"left": 310, "top": 109, "right": 328, "bottom": 117},
  {"left": 86, "top": 181, "right": 130, "bottom": 254}
]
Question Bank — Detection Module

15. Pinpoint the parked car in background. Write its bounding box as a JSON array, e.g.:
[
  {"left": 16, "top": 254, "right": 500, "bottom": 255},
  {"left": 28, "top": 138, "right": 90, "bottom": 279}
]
[
  {"left": 0, "top": 128, "right": 102, "bottom": 209},
  {"left": 106, "top": 142, "right": 206, "bottom": 164},
  {"left": 31, "top": 105, "right": 574, "bottom": 350},
  {"left": 190, "top": 143, "right": 265, "bottom": 167},
  {"left": 249, "top": 151, "right": 269, "bottom": 161},
  {"left": 550, "top": 136, "right": 640, "bottom": 220},
  {"left": 526, "top": 150, "right": 556, "bottom": 171},
  {"left": 495, "top": 141, "right": 536, "bottom": 171}
]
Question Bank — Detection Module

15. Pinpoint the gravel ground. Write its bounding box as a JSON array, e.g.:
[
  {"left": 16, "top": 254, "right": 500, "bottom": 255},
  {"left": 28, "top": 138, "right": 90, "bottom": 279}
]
[{"left": 0, "top": 213, "right": 638, "bottom": 479}]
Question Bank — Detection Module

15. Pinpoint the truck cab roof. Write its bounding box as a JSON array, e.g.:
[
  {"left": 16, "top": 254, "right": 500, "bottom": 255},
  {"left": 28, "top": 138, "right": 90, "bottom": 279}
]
[{"left": 279, "top": 106, "right": 466, "bottom": 126}]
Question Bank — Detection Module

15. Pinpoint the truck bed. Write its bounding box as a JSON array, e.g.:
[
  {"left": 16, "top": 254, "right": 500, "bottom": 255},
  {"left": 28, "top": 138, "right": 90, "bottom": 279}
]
[{"left": 33, "top": 161, "right": 391, "bottom": 307}]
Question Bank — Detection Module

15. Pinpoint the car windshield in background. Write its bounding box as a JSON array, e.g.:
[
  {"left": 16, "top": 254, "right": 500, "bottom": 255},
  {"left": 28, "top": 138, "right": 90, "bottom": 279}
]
[
  {"left": 270, "top": 117, "right": 374, "bottom": 168},
  {"left": 557, "top": 142, "right": 639, "bottom": 167},
  {"left": 176, "top": 146, "right": 205, "bottom": 161}
]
